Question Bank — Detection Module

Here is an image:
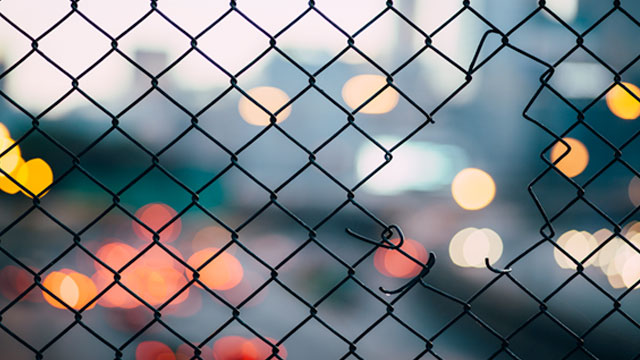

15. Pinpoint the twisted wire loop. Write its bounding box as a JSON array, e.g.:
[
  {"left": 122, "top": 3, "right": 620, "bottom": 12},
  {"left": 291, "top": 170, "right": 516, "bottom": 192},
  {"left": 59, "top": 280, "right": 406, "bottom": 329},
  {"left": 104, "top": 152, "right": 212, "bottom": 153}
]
[{"left": 0, "top": 0, "right": 638, "bottom": 359}]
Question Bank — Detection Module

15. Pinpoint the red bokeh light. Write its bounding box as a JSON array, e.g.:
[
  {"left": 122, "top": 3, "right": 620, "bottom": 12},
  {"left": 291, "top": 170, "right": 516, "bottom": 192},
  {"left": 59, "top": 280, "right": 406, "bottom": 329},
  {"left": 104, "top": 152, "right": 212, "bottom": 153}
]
[
  {"left": 212, "top": 336, "right": 258, "bottom": 360},
  {"left": 373, "top": 238, "right": 428, "bottom": 278},
  {"left": 0, "top": 265, "right": 41, "bottom": 302},
  {"left": 176, "top": 344, "right": 214, "bottom": 360},
  {"left": 133, "top": 203, "right": 182, "bottom": 243},
  {"left": 94, "top": 241, "right": 137, "bottom": 274},
  {"left": 211, "top": 336, "right": 287, "bottom": 360},
  {"left": 136, "top": 341, "right": 176, "bottom": 360}
]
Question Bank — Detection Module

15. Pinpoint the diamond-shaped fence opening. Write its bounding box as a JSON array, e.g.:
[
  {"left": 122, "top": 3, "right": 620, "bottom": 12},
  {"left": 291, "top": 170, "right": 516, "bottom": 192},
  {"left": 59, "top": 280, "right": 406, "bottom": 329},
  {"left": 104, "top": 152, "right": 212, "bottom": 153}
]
[{"left": 1, "top": 1, "right": 640, "bottom": 359}]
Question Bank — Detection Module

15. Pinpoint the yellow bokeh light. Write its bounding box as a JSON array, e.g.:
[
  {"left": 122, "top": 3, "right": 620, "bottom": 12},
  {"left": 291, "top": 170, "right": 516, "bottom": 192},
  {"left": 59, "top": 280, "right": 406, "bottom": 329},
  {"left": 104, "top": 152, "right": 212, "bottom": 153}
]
[
  {"left": 342, "top": 74, "right": 399, "bottom": 114},
  {"left": 451, "top": 168, "right": 496, "bottom": 210},
  {"left": 0, "top": 136, "right": 22, "bottom": 179},
  {"left": 449, "top": 227, "right": 503, "bottom": 268},
  {"left": 606, "top": 82, "right": 640, "bottom": 120},
  {"left": 0, "top": 123, "right": 10, "bottom": 139},
  {"left": 0, "top": 156, "right": 24, "bottom": 195},
  {"left": 629, "top": 177, "right": 640, "bottom": 208},
  {"left": 549, "top": 137, "right": 589, "bottom": 178},
  {"left": 15, "top": 158, "right": 54, "bottom": 198},
  {"left": 553, "top": 230, "right": 597, "bottom": 269},
  {"left": 238, "top": 86, "right": 291, "bottom": 126}
]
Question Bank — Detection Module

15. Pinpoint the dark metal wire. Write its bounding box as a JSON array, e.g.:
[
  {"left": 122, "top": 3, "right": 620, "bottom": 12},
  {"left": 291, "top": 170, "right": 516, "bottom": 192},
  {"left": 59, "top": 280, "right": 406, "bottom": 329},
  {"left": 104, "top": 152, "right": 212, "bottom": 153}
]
[{"left": 0, "top": 0, "right": 637, "bottom": 359}]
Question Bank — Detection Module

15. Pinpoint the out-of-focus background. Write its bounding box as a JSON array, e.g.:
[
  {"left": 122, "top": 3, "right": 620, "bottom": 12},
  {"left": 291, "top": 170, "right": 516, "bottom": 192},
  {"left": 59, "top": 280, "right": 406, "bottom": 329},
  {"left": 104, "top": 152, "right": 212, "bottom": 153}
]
[{"left": 1, "top": 0, "right": 640, "bottom": 359}]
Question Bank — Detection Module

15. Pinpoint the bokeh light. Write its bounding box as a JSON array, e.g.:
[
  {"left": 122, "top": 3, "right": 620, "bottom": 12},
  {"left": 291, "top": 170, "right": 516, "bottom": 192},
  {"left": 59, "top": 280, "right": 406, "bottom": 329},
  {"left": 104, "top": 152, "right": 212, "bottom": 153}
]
[
  {"left": 136, "top": 341, "right": 176, "bottom": 360},
  {"left": 341, "top": 74, "right": 399, "bottom": 114},
  {"left": 0, "top": 156, "right": 24, "bottom": 195},
  {"left": 0, "top": 136, "right": 23, "bottom": 188},
  {"left": 449, "top": 228, "right": 503, "bottom": 268},
  {"left": 592, "top": 229, "right": 621, "bottom": 273},
  {"left": 211, "top": 336, "right": 287, "bottom": 360},
  {"left": 187, "top": 248, "right": 243, "bottom": 291},
  {"left": 249, "top": 337, "right": 287, "bottom": 360},
  {"left": 451, "top": 168, "right": 496, "bottom": 210},
  {"left": 94, "top": 241, "right": 138, "bottom": 274},
  {"left": 0, "top": 123, "right": 10, "bottom": 139},
  {"left": 92, "top": 241, "right": 189, "bottom": 308},
  {"left": 606, "top": 82, "right": 640, "bottom": 120},
  {"left": 553, "top": 230, "right": 597, "bottom": 269},
  {"left": 133, "top": 203, "right": 182, "bottom": 243},
  {"left": 373, "top": 238, "right": 428, "bottom": 278},
  {"left": 621, "top": 252, "right": 640, "bottom": 289},
  {"left": 626, "top": 222, "right": 640, "bottom": 237},
  {"left": 238, "top": 86, "right": 291, "bottom": 126},
  {"left": 92, "top": 241, "right": 140, "bottom": 308},
  {"left": 602, "top": 229, "right": 640, "bottom": 290},
  {"left": 212, "top": 336, "right": 258, "bottom": 360},
  {"left": 176, "top": 344, "right": 213, "bottom": 360},
  {"left": 91, "top": 272, "right": 138, "bottom": 309},
  {"left": 550, "top": 137, "right": 589, "bottom": 178},
  {"left": 629, "top": 176, "right": 640, "bottom": 207},
  {"left": 42, "top": 270, "right": 98, "bottom": 310},
  {"left": 15, "top": 158, "right": 54, "bottom": 198}
]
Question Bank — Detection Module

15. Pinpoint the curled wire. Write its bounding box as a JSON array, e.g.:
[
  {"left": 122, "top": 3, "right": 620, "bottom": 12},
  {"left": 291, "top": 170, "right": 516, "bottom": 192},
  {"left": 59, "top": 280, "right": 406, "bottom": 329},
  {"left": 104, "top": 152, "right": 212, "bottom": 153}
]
[
  {"left": 380, "top": 252, "right": 436, "bottom": 295},
  {"left": 484, "top": 257, "right": 512, "bottom": 274},
  {"left": 345, "top": 224, "right": 404, "bottom": 249},
  {"left": 345, "top": 224, "right": 437, "bottom": 295}
]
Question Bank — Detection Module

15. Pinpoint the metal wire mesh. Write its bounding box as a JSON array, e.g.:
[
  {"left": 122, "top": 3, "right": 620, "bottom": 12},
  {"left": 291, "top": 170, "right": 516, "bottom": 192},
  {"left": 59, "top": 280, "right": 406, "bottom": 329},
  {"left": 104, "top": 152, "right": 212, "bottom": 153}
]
[{"left": 0, "top": 0, "right": 639, "bottom": 359}]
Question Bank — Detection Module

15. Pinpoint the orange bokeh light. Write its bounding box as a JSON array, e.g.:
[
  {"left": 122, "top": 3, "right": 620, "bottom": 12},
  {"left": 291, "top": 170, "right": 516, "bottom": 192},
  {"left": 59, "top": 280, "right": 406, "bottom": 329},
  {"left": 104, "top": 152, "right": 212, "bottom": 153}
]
[
  {"left": 93, "top": 241, "right": 189, "bottom": 309},
  {"left": 136, "top": 341, "right": 176, "bottom": 360},
  {"left": 606, "top": 82, "right": 640, "bottom": 120},
  {"left": 133, "top": 203, "right": 182, "bottom": 243},
  {"left": 550, "top": 137, "right": 589, "bottom": 178},
  {"left": 373, "top": 238, "right": 428, "bottom": 278},
  {"left": 42, "top": 269, "right": 98, "bottom": 310},
  {"left": 187, "top": 248, "right": 243, "bottom": 291}
]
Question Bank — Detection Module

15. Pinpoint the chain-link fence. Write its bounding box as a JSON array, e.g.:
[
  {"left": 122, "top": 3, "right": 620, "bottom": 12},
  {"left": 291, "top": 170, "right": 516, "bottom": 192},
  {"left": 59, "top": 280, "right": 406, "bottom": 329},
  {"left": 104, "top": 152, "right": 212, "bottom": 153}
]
[{"left": 0, "top": 0, "right": 640, "bottom": 359}]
